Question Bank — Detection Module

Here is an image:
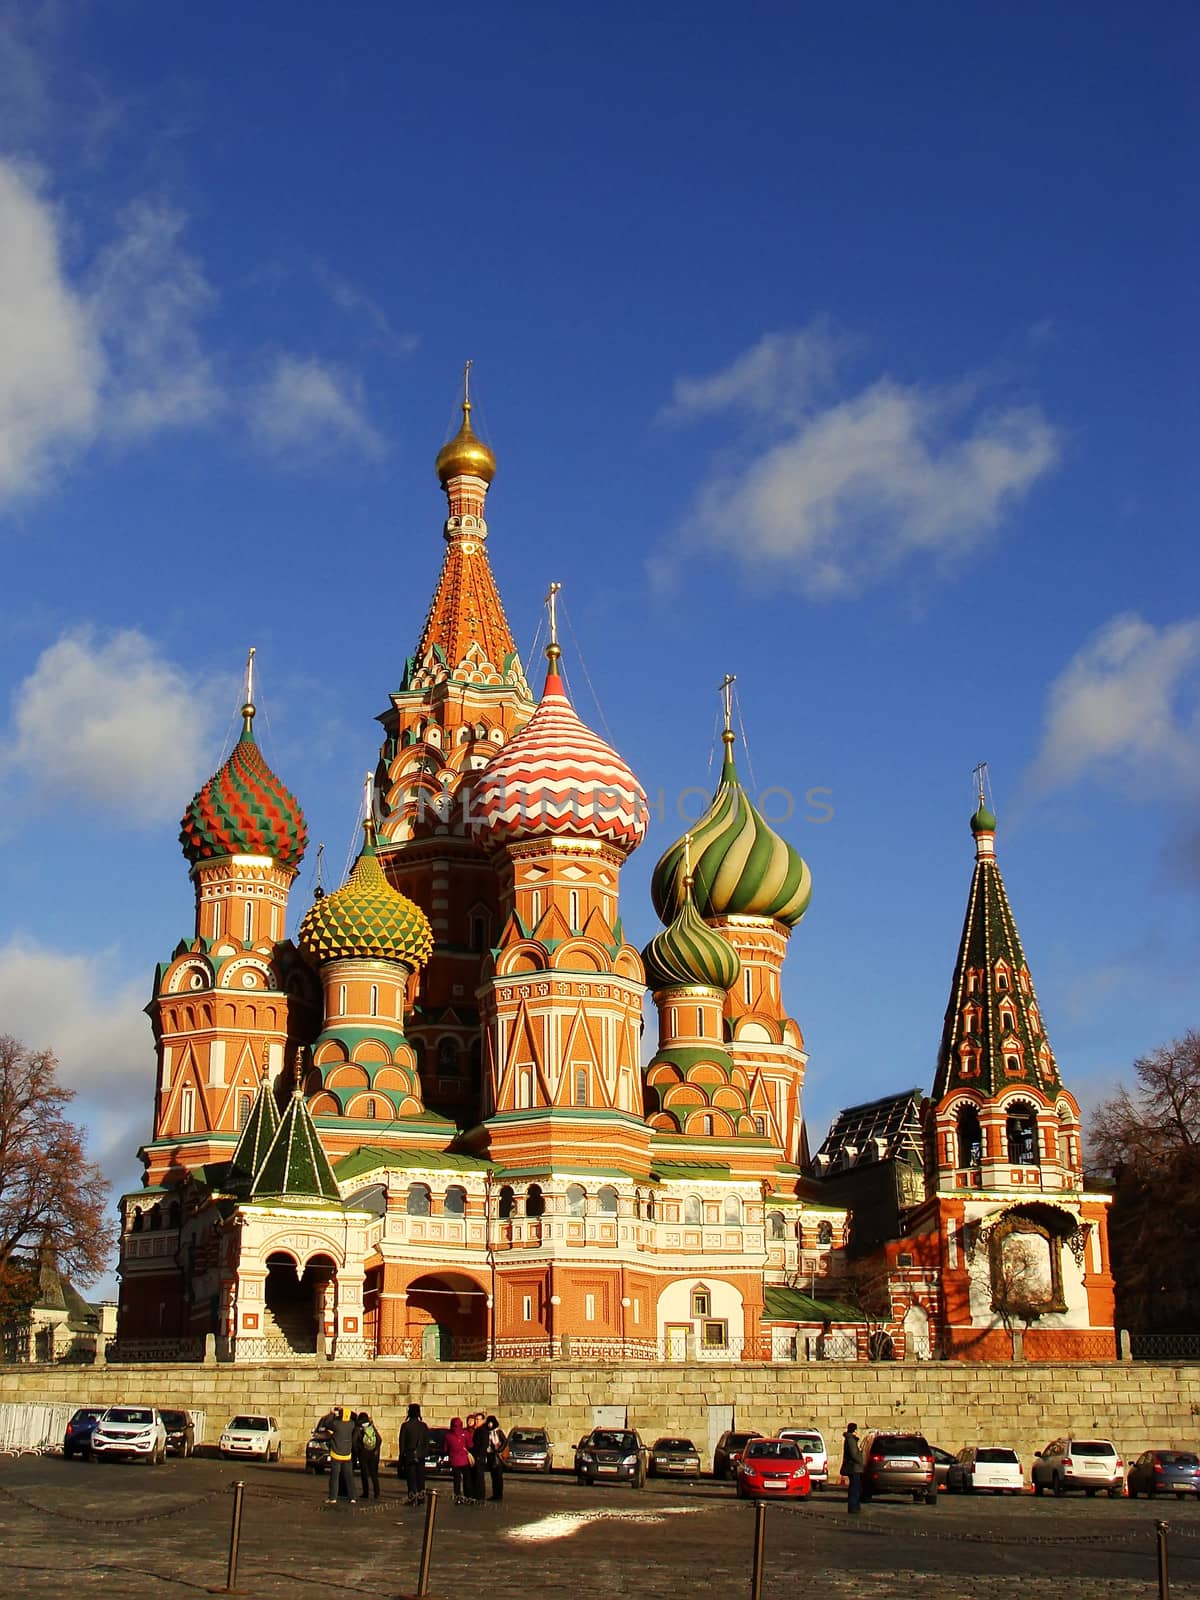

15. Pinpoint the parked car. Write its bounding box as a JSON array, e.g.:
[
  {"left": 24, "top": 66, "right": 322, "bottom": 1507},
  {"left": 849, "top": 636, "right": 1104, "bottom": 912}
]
[
  {"left": 860, "top": 1431, "right": 937, "bottom": 1505},
  {"left": 423, "top": 1426, "right": 450, "bottom": 1476},
  {"left": 502, "top": 1427, "right": 554, "bottom": 1473},
  {"left": 930, "top": 1444, "right": 957, "bottom": 1489},
  {"left": 1032, "top": 1437, "right": 1123, "bottom": 1498},
  {"left": 736, "top": 1437, "right": 812, "bottom": 1501},
  {"left": 778, "top": 1428, "right": 828, "bottom": 1489},
  {"left": 1127, "top": 1450, "right": 1200, "bottom": 1501},
  {"left": 218, "top": 1414, "right": 283, "bottom": 1462},
  {"left": 713, "top": 1430, "right": 763, "bottom": 1481},
  {"left": 90, "top": 1406, "right": 168, "bottom": 1464},
  {"left": 948, "top": 1446, "right": 1024, "bottom": 1495},
  {"left": 62, "top": 1406, "right": 106, "bottom": 1460},
  {"left": 649, "top": 1437, "right": 701, "bottom": 1479},
  {"left": 574, "top": 1428, "right": 648, "bottom": 1487},
  {"left": 305, "top": 1427, "right": 331, "bottom": 1474},
  {"left": 159, "top": 1409, "right": 195, "bottom": 1458}
]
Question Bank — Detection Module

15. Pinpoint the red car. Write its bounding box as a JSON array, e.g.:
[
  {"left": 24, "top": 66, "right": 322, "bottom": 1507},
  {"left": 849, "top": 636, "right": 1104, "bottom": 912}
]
[{"left": 735, "top": 1437, "right": 812, "bottom": 1500}]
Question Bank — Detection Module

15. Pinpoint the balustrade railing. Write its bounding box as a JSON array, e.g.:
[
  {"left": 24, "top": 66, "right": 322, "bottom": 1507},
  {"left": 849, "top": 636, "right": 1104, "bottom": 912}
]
[{"left": 1128, "top": 1331, "right": 1200, "bottom": 1361}]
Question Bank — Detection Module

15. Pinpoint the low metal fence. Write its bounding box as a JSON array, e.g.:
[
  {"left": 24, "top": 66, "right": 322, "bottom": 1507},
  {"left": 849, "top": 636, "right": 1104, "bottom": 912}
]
[
  {"left": 1128, "top": 1331, "right": 1200, "bottom": 1361},
  {"left": 105, "top": 1336, "right": 208, "bottom": 1364}
]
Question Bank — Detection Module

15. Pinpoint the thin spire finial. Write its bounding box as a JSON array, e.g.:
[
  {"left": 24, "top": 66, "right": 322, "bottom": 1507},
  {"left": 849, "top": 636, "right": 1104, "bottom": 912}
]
[
  {"left": 314, "top": 842, "right": 325, "bottom": 901},
  {"left": 972, "top": 760, "right": 989, "bottom": 807},
  {"left": 545, "top": 581, "right": 562, "bottom": 667},
  {"left": 241, "top": 645, "right": 257, "bottom": 732},
  {"left": 719, "top": 673, "right": 736, "bottom": 750},
  {"left": 362, "top": 771, "right": 375, "bottom": 843},
  {"left": 463, "top": 358, "right": 473, "bottom": 419},
  {"left": 683, "top": 830, "right": 694, "bottom": 888}
]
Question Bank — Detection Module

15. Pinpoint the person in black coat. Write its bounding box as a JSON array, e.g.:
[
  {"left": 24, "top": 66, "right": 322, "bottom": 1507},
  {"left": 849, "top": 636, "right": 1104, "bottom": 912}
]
[
  {"left": 485, "top": 1414, "right": 507, "bottom": 1502},
  {"left": 471, "top": 1413, "right": 491, "bottom": 1504},
  {"left": 318, "top": 1406, "right": 357, "bottom": 1504},
  {"left": 398, "top": 1403, "right": 430, "bottom": 1505}
]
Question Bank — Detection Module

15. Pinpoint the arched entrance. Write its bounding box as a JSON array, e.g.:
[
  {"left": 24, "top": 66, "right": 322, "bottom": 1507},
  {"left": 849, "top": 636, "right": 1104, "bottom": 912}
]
[
  {"left": 406, "top": 1271, "right": 489, "bottom": 1361},
  {"left": 903, "top": 1303, "right": 931, "bottom": 1360},
  {"left": 262, "top": 1250, "right": 337, "bottom": 1353}
]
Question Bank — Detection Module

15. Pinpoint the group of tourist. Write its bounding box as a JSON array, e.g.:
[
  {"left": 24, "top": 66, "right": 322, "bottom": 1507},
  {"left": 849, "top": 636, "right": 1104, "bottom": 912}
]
[{"left": 315, "top": 1402, "right": 507, "bottom": 1508}]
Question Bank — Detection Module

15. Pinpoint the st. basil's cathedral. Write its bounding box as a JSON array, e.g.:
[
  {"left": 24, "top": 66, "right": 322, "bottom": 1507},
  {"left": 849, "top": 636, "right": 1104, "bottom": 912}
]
[{"left": 115, "top": 385, "right": 1116, "bottom": 1365}]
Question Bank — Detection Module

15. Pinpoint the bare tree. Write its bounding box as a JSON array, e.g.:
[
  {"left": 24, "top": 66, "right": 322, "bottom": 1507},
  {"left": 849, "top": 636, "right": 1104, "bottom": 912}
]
[
  {"left": 991, "top": 1235, "right": 1047, "bottom": 1357},
  {"left": 0, "top": 1037, "right": 113, "bottom": 1325},
  {"left": 1091, "top": 1031, "right": 1200, "bottom": 1334}
]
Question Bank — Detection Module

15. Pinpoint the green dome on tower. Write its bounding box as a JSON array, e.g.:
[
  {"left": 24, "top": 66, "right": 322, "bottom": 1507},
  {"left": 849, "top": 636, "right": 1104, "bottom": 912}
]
[
  {"left": 299, "top": 825, "right": 433, "bottom": 969},
  {"left": 643, "top": 880, "right": 741, "bottom": 992},
  {"left": 651, "top": 734, "right": 812, "bottom": 928},
  {"left": 970, "top": 799, "right": 997, "bottom": 834}
]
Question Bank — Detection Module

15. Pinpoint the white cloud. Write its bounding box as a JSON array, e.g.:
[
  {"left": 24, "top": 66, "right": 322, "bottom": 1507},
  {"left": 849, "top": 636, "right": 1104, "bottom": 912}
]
[
  {"left": 0, "top": 626, "right": 220, "bottom": 825},
  {"left": 248, "top": 353, "right": 386, "bottom": 460},
  {"left": 662, "top": 325, "right": 854, "bottom": 423},
  {"left": 0, "top": 159, "right": 103, "bottom": 503},
  {"left": 1029, "top": 614, "right": 1200, "bottom": 793},
  {"left": 662, "top": 327, "right": 1060, "bottom": 598},
  {"left": 87, "top": 198, "right": 223, "bottom": 436}
]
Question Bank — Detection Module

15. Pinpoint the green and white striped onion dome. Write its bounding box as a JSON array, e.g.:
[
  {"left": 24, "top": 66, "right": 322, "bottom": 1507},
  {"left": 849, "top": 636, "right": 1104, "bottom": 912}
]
[
  {"left": 651, "top": 740, "right": 812, "bottom": 928},
  {"left": 643, "top": 880, "right": 741, "bottom": 992}
]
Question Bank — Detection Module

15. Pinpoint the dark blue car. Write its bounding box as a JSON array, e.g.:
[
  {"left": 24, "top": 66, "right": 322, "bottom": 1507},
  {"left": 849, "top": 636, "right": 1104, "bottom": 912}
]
[
  {"left": 1128, "top": 1450, "right": 1200, "bottom": 1500},
  {"left": 63, "top": 1406, "right": 106, "bottom": 1459}
]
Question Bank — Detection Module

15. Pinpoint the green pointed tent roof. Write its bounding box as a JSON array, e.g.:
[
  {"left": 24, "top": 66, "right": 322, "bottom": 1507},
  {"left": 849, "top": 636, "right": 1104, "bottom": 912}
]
[
  {"left": 226, "top": 1079, "right": 280, "bottom": 1193},
  {"left": 651, "top": 733, "right": 811, "bottom": 928},
  {"left": 250, "top": 1089, "right": 342, "bottom": 1205},
  {"left": 932, "top": 803, "right": 1063, "bottom": 1102},
  {"left": 643, "top": 879, "right": 741, "bottom": 991}
]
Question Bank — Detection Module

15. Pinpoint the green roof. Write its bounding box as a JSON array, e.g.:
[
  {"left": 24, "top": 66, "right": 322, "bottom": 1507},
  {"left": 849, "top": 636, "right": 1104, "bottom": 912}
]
[
  {"left": 497, "top": 1165, "right": 645, "bottom": 1184},
  {"left": 226, "top": 1081, "right": 280, "bottom": 1194},
  {"left": 762, "top": 1286, "right": 865, "bottom": 1323},
  {"left": 333, "top": 1146, "right": 492, "bottom": 1181},
  {"left": 251, "top": 1091, "right": 342, "bottom": 1205},
  {"left": 650, "top": 1159, "right": 733, "bottom": 1180},
  {"left": 645, "top": 1045, "right": 736, "bottom": 1079}
]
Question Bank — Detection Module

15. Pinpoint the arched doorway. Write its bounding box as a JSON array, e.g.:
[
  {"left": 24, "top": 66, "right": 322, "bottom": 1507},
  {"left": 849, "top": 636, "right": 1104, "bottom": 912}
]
[
  {"left": 406, "top": 1271, "right": 489, "bottom": 1361},
  {"left": 903, "top": 1303, "right": 931, "bottom": 1360},
  {"left": 263, "top": 1252, "right": 317, "bottom": 1352}
]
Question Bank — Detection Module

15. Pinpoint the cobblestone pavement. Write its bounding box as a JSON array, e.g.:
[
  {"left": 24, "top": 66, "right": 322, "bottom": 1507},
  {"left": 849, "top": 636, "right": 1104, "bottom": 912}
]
[{"left": 1, "top": 1454, "right": 1198, "bottom": 1599}]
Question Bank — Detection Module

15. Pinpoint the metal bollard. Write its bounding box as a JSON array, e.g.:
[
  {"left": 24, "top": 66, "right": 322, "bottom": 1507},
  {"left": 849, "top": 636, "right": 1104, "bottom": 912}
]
[
  {"left": 1157, "top": 1520, "right": 1170, "bottom": 1600},
  {"left": 207, "top": 1480, "right": 245, "bottom": 1594},
  {"left": 416, "top": 1488, "right": 439, "bottom": 1598},
  {"left": 750, "top": 1498, "right": 766, "bottom": 1600}
]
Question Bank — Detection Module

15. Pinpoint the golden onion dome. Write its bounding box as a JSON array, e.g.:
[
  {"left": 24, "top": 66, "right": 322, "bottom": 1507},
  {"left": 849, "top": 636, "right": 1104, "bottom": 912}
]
[{"left": 435, "top": 401, "right": 496, "bottom": 486}]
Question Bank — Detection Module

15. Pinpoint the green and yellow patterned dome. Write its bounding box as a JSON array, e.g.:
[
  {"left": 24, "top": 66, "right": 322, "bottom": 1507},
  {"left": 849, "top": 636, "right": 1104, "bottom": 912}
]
[
  {"left": 299, "top": 826, "right": 433, "bottom": 969},
  {"left": 643, "top": 879, "right": 741, "bottom": 992},
  {"left": 651, "top": 733, "right": 812, "bottom": 928}
]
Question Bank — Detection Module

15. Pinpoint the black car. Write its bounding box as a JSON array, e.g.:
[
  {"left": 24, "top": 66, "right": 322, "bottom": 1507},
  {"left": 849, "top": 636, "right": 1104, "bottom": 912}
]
[
  {"left": 502, "top": 1427, "right": 554, "bottom": 1472},
  {"left": 63, "top": 1406, "right": 106, "bottom": 1460},
  {"left": 575, "top": 1428, "right": 648, "bottom": 1487},
  {"left": 649, "top": 1437, "right": 701, "bottom": 1478},
  {"left": 1128, "top": 1450, "right": 1200, "bottom": 1500},
  {"left": 713, "top": 1430, "right": 762, "bottom": 1481},
  {"left": 160, "top": 1409, "right": 195, "bottom": 1457},
  {"left": 305, "top": 1427, "right": 331, "bottom": 1474}
]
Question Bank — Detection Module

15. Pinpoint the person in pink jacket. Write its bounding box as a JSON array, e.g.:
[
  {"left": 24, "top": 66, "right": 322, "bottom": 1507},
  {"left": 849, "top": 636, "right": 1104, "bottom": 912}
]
[{"left": 446, "top": 1416, "right": 473, "bottom": 1504}]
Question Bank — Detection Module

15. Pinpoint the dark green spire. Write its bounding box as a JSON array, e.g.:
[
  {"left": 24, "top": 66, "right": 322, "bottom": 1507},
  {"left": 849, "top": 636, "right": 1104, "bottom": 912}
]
[
  {"left": 226, "top": 1078, "right": 280, "bottom": 1194},
  {"left": 250, "top": 1090, "right": 342, "bottom": 1205}
]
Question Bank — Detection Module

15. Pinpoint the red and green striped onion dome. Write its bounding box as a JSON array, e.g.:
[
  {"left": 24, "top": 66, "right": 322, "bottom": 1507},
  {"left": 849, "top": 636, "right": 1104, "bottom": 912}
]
[
  {"left": 298, "top": 828, "right": 433, "bottom": 969},
  {"left": 471, "top": 654, "right": 649, "bottom": 856},
  {"left": 643, "top": 880, "right": 741, "bottom": 992},
  {"left": 180, "top": 711, "right": 307, "bottom": 870},
  {"left": 651, "top": 736, "right": 812, "bottom": 927}
]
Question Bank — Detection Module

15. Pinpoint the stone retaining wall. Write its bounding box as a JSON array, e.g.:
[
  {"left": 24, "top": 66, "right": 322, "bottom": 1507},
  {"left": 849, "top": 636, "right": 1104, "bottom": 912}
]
[{"left": 3, "top": 1361, "right": 1198, "bottom": 1471}]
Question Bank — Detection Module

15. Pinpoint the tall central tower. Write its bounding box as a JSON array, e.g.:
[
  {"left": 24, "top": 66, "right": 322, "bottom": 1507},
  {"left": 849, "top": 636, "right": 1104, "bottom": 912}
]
[{"left": 375, "top": 374, "right": 536, "bottom": 1116}]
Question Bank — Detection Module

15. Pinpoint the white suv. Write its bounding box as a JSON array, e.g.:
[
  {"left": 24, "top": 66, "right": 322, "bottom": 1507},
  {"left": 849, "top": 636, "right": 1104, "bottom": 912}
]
[
  {"left": 1032, "top": 1437, "right": 1123, "bottom": 1497},
  {"left": 779, "top": 1428, "right": 828, "bottom": 1489},
  {"left": 949, "top": 1445, "right": 1024, "bottom": 1495},
  {"left": 90, "top": 1406, "right": 168, "bottom": 1464},
  {"left": 219, "top": 1414, "right": 283, "bottom": 1461}
]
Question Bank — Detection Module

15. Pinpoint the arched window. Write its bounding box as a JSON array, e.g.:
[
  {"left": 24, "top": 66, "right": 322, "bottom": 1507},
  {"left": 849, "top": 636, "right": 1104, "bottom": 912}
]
[
  {"left": 817, "top": 1220, "right": 834, "bottom": 1245},
  {"left": 566, "top": 1184, "right": 587, "bottom": 1217},
  {"left": 238, "top": 1091, "right": 252, "bottom": 1128},
  {"left": 498, "top": 1184, "right": 515, "bottom": 1220},
  {"left": 684, "top": 1195, "right": 702, "bottom": 1225},
  {"left": 769, "top": 1211, "right": 786, "bottom": 1240},
  {"left": 370, "top": 984, "right": 378, "bottom": 1017},
  {"left": 956, "top": 1103, "right": 983, "bottom": 1167},
  {"left": 1006, "top": 1103, "right": 1039, "bottom": 1165},
  {"left": 646, "top": 1191, "right": 656, "bottom": 1221},
  {"left": 574, "top": 1068, "right": 588, "bottom": 1106},
  {"left": 437, "top": 1038, "right": 460, "bottom": 1076},
  {"left": 525, "top": 1183, "right": 545, "bottom": 1218},
  {"left": 470, "top": 914, "right": 487, "bottom": 952},
  {"left": 517, "top": 1066, "right": 533, "bottom": 1108},
  {"left": 444, "top": 1185, "right": 467, "bottom": 1217},
  {"left": 365, "top": 1098, "right": 377, "bottom": 1120},
  {"left": 597, "top": 1185, "right": 618, "bottom": 1215},
  {"left": 569, "top": 890, "right": 580, "bottom": 928},
  {"left": 723, "top": 1194, "right": 742, "bottom": 1225},
  {"left": 406, "top": 1183, "right": 431, "bottom": 1216}
]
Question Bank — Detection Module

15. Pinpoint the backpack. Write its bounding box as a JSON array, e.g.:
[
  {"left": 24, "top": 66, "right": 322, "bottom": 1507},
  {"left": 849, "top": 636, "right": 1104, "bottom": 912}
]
[{"left": 361, "top": 1422, "right": 379, "bottom": 1453}]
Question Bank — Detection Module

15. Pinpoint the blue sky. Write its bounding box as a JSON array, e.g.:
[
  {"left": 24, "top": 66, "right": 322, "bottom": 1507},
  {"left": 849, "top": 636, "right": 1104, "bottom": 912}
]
[{"left": 0, "top": 1, "right": 1196, "bottom": 1284}]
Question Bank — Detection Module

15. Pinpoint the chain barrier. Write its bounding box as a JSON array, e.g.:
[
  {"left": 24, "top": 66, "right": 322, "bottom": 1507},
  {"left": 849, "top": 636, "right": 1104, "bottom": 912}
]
[
  {"left": 0, "top": 1475, "right": 232, "bottom": 1526},
  {"left": 788, "top": 1503, "right": 1200, "bottom": 1551}
]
